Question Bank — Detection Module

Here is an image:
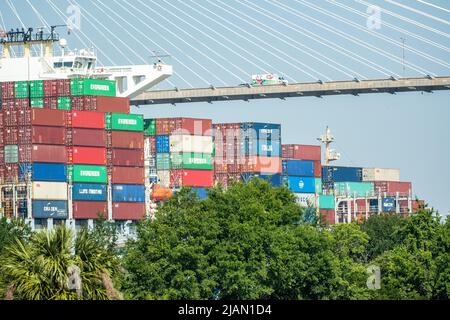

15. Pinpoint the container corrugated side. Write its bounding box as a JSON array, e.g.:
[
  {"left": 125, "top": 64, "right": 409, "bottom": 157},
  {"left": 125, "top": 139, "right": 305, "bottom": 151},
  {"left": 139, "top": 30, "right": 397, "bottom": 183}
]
[
  {"left": 281, "top": 176, "right": 316, "bottom": 193},
  {"left": 32, "top": 182, "right": 68, "bottom": 200},
  {"left": 73, "top": 201, "right": 107, "bottom": 219},
  {"left": 169, "top": 135, "right": 213, "bottom": 154},
  {"left": 31, "top": 163, "right": 67, "bottom": 182},
  {"left": 319, "top": 195, "right": 335, "bottom": 209},
  {"left": 362, "top": 168, "right": 400, "bottom": 182},
  {"left": 69, "top": 165, "right": 107, "bottom": 183},
  {"left": 32, "top": 200, "right": 68, "bottom": 219},
  {"left": 72, "top": 183, "right": 107, "bottom": 201},
  {"left": 333, "top": 182, "right": 374, "bottom": 197},
  {"left": 112, "top": 184, "right": 145, "bottom": 202},
  {"left": 282, "top": 160, "right": 314, "bottom": 177}
]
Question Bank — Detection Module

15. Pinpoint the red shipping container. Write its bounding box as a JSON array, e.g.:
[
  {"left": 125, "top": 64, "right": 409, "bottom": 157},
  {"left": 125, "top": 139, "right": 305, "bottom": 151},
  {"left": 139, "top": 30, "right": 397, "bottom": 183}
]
[
  {"left": 112, "top": 202, "right": 145, "bottom": 220},
  {"left": 70, "top": 147, "right": 106, "bottom": 165},
  {"left": 0, "top": 149, "right": 4, "bottom": 164},
  {"left": 71, "top": 97, "right": 84, "bottom": 111},
  {"left": 19, "top": 145, "right": 32, "bottom": 163},
  {"left": 32, "top": 109, "right": 66, "bottom": 127},
  {"left": 112, "top": 166, "right": 144, "bottom": 184},
  {"left": 156, "top": 118, "right": 213, "bottom": 136},
  {"left": 1, "top": 100, "right": 15, "bottom": 111},
  {"left": 18, "top": 127, "right": 32, "bottom": 145},
  {"left": 17, "top": 109, "right": 31, "bottom": 126},
  {"left": 44, "top": 80, "right": 58, "bottom": 97},
  {"left": 70, "top": 111, "right": 105, "bottom": 129},
  {"left": 240, "top": 156, "right": 282, "bottom": 174},
  {"left": 1, "top": 82, "right": 15, "bottom": 100},
  {"left": 282, "top": 144, "right": 321, "bottom": 161},
  {"left": 0, "top": 113, "right": 3, "bottom": 128},
  {"left": 148, "top": 136, "right": 156, "bottom": 154},
  {"left": 57, "top": 79, "right": 71, "bottom": 96},
  {"left": 373, "top": 181, "right": 412, "bottom": 195},
  {"left": 3, "top": 164, "right": 19, "bottom": 183},
  {"left": 111, "top": 131, "right": 144, "bottom": 149},
  {"left": 314, "top": 161, "right": 322, "bottom": 178},
  {"left": 72, "top": 128, "right": 107, "bottom": 147},
  {"left": 15, "top": 99, "right": 29, "bottom": 110},
  {"left": 32, "top": 126, "right": 66, "bottom": 145},
  {"left": 82, "top": 96, "right": 130, "bottom": 113},
  {"left": 170, "top": 169, "right": 213, "bottom": 188},
  {"left": 44, "top": 97, "right": 58, "bottom": 109},
  {"left": 112, "top": 149, "right": 144, "bottom": 167},
  {"left": 4, "top": 127, "right": 18, "bottom": 144},
  {"left": 0, "top": 131, "right": 4, "bottom": 147},
  {"left": 320, "top": 209, "right": 335, "bottom": 225},
  {"left": 32, "top": 145, "right": 67, "bottom": 163},
  {"left": 3, "top": 110, "right": 18, "bottom": 126},
  {"left": 73, "top": 201, "right": 107, "bottom": 220}
]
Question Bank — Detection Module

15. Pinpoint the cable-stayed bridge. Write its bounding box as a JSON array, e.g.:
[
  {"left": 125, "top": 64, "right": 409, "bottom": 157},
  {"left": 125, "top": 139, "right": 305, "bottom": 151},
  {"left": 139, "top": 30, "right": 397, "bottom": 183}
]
[{"left": 1, "top": 0, "right": 449, "bottom": 106}]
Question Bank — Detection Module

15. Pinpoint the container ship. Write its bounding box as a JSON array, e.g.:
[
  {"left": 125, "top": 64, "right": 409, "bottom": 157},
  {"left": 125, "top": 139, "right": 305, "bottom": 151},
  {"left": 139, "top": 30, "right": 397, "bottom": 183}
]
[{"left": 0, "top": 27, "right": 421, "bottom": 238}]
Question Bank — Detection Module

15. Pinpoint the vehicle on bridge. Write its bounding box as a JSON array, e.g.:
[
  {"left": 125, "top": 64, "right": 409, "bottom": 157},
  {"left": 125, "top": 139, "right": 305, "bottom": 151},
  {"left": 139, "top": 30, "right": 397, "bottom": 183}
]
[{"left": 249, "top": 73, "right": 288, "bottom": 86}]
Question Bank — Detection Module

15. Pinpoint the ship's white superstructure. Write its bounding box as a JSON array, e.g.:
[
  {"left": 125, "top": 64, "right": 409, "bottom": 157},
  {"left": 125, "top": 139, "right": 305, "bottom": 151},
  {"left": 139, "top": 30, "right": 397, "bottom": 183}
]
[{"left": 0, "top": 27, "right": 172, "bottom": 98}]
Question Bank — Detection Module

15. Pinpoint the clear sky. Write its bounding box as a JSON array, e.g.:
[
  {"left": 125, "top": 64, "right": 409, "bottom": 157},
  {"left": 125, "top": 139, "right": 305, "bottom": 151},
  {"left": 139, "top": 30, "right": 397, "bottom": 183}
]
[{"left": 1, "top": 0, "right": 449, "bottom": 216}]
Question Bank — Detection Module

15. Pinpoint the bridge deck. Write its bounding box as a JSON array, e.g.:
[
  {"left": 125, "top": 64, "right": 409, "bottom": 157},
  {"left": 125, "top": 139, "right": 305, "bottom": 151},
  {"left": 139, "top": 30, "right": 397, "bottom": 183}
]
[{"left": 131, "top": 76, "right": 450, "bottom": 106}]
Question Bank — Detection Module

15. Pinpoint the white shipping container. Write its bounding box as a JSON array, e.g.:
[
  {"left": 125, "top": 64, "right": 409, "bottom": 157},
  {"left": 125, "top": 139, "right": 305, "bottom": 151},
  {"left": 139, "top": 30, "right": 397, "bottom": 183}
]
[
  {"left": 294, "top": 193, "right": 317, "bottom": 207},
  {"left": 362, "top": 168, "right": 400, "bottom": 182},
  {"left": 144, "top": 137, "right": 151, "bottom": 160},
  {"left": 170, "top": 135, "right": 213, "bottom": 154},
  {"left": 32, "top": 182, "right": 68, "bottom": 200},
  {"left": 157, "top": 170, "right": 171, "bottom": 188}
]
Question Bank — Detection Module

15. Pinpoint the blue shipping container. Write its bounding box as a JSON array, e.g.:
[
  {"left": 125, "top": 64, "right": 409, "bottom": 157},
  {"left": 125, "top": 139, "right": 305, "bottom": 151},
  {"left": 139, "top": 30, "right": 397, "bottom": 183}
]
[
  {"left": 112, "top": 184, "right": 145, "bottom": 202},
  {"left": 240, "top": 122, "right": 281, "bottom": 141},
  {"left": 282, "top": 176, "right": 316, "bottom": 193},
  {"left": 73, "top": 183, "right": 107, "bottom": 201},
  {"left": 192, "top": 187, "right": 208, "bottom": 200},
  {"left": 282, "top": 160, "right": 314, "bottom": 177},
  {"left": 156, "top": 135, "right": 170, "bottom": 153},
  {"left": 241, "top": 172, "right": 281, "bottom": 187},
  {"left": 31, "top": 163, "right": 67, "bottom": 182},
  {"left": 32, "top": 200, "right": 68, "bottom": 219},
  {"left": 321, "top": 166, "right": 362, "bottom": 183},
  {"left": 241, "top": 139, "right": 281, "bottom": 157},
  {"left": 382, "top": 198, "right": 396, "bottom": 212}
]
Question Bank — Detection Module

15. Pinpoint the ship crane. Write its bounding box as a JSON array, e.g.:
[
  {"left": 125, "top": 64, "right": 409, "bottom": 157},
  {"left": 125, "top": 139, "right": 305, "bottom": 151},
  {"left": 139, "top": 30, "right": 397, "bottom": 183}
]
[{"left": 317, "top": 126, "right": 341, "bottom": 165}]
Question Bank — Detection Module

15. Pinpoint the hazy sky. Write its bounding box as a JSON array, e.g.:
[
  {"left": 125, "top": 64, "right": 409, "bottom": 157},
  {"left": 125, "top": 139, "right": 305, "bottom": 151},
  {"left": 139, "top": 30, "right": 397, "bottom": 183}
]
[{"left": 1, "top": 0, "right": 449, "bottom": 216}]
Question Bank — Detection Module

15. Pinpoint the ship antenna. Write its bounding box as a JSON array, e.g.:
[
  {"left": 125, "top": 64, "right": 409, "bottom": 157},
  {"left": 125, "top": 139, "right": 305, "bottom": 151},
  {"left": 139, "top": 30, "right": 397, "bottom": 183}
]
[{"left": 317, "top": 126, "right": 341, "bottom": 165}]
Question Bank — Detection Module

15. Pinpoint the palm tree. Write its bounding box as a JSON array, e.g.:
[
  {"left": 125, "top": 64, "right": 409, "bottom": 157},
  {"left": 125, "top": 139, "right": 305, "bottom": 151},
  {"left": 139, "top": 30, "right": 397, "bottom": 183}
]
[{"left": 0, "top": 226, "right": 122, "bottom": 300}]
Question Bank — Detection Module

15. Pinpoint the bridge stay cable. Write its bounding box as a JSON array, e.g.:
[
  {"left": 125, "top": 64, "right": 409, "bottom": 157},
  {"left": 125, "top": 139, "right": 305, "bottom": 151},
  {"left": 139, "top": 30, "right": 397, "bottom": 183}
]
[
  {"left": 46, "top": 0, "right": 114, "bottom": 66},
  {"left": 416, "top": 0, "right": 450, "bottom": 14},
  {"left": 163, "top": 0, "right": 276, "bottom": 82},
  {"left": 327, "top": 0, "right": 450, "bottom": 54},
  {"left": 385, "top": 0, "right": 450, "bottom": 26},
  {"left": 115, "top": 0, "right": 210, "bottom": 88},
  {"left": 269, "top": 0, "right": 432, "bottom": 76},
  {"left": 355, "top": 0, "right": 450, "bottom": 39},
  {"left": 147, "top": 0, "right": 247, "bottom": 84},
  {"left": 203, "top": 0, "right": 332, "bottom": 82},
  {"left": 6, "top": 0, "right": 38, "bottom": 56},
  {"left": 216, "top": 0, "right": 364, "bottom": 80},
  {"left": 240, "top": 0, "right": 397, "bottom": 78},
  {"left": 299, "top": 0, "right": 450, "bottom": 71}
]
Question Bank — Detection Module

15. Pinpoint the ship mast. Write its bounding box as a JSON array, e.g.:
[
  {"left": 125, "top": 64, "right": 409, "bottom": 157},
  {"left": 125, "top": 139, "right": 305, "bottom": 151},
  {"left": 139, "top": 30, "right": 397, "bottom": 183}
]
[{"left": 317, "top": 126, "right": 341, "bottom": 165}]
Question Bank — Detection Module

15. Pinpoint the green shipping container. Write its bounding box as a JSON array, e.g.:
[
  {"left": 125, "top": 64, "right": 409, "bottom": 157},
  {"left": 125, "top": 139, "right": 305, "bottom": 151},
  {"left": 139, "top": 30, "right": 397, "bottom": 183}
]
[
  {"left": 333, "top": 182, "right": 374, "bottom": 197},
  {"left": 5, "top": 145, "right": 19, "bottom": 163},
  {"left": 144, "top": 119, "right": 156, "bottom": 136},
  {"left": 70, "top": 79, "right": 116, "bottom": 97},
  {"left": 14, "top": 81, "right": 29, "bottom": 98},
  {"left": 29, "top": 80, "right": 44, "bottom": 98},
  {"left": 57, "top": 96, "right": 71, "bottom": 110},
  {"left": 319, "top": 195, "right": 335, "bottom": 209},
  {"left": 106, "top": 113, "right": 144, "bottom": 132},
  {"left": 171, "top": 153, "right": 213, "bottom": 170},
  {"left": 30, "top": 98, "right": 44, "bottom": 109},
  {"left": 156, "top": 153, "right": 170, "bottom": 170},
  {"left": 315, "top": 178, "right": 322, "bottom": 194},
  {"left": 68, "top": 165, "right": 107, "bottom": 183}
]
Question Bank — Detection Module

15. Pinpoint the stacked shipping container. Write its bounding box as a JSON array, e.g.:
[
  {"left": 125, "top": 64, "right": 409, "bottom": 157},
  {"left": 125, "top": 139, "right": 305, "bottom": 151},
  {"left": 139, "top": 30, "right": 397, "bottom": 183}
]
[
  {"left": 0, "top": 78, "right": 147, "bottom": 223},
  {"left": 149, "top": 118, "right": 214, "bottom": 195},
  {"left": 213, "top": 122, "right": 282, "bottom": 187},
  {"left": 280, "top": 144, "right": 322, "bottom": 208}
]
